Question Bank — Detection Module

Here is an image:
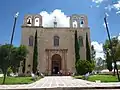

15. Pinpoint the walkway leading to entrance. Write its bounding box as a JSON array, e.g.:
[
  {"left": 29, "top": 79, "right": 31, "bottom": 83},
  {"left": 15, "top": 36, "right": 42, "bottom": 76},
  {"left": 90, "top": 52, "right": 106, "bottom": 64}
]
[
  {"left": 29, "top": 76, "right": 93, "bottom": 88},
  {"left": 0, "top": 76, "right": 120, "bottom": 89},
  {"left": 28, "top": 76, "right": 120, "bottom": 89}
]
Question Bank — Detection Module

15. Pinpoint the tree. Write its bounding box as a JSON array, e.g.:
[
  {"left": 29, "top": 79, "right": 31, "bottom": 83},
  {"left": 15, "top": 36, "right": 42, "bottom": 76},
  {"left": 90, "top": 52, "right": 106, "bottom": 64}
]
[
  {"left": 106, "top": 52, "right": 113, "bottom": 71},
  {"left": 103, "top": 37, "right": 119, "bottom": 60},
  {"left": 10, "top": 47, "right": 18, "bottom": 73},
  {"left": 91, "top": 45, "right": 96, "bottom": 60},
  {"left": 103, "top": 39, "right": 110, "bottom": 54},
  {"left": 0, "top": 44, "right": 13, "bottom": 84},
  {"left": 96, "top": 57, "right": 103, "bottom": 67},
  {"left": 76, "top": 60, "right": 94, "bottom": 75},
  {"left": 103, "top": 37, "right": 119, "bottom": 73},
  {"left": 95, "top": 57, "right": 105, "bottom": 72},
  {"left": 22, "top": 59, "right": 26, "bottom": 73},
  {"left": 115, "top": 44, "right": 120, "bottom": 60},
  {"left": 11, "top": 45, "right": 28, "bottom": 73},
  {"left": 0, "top": 44, "right": 28, "bottom": 84},
  {"left": 86, "top": 33, "right": 91, "bottom": 62},
  {"left": 32, "top": 30, "right": 38, "bottom": 74},
  {"left": 75, "top": 30, "right": 80, "bottom": 64}
]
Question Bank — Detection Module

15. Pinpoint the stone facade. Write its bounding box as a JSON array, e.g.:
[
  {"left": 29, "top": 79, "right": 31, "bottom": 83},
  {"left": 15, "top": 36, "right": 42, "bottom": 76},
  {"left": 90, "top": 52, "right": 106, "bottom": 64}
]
[{"left": 20, "top": 14, "right": 91, "bottom": 75}]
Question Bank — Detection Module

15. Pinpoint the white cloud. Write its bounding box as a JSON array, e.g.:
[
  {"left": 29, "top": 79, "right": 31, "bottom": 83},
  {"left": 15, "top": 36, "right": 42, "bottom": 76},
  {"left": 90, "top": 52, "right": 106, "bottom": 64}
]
[
  {"left": 91, "top": 41, "right": 105, "bottom": 59},
  {"left": 116, "top": 11, "right": 120, "bottom": 14},
  {"left": 118, "top": 33, "right": 120, "bottom": 40},
  {"left": 105, "top": 12, "right": 109, "bottom": 17},
  {"left": 40, "top": 9, "right": 70, "bottom": 27},
  {"left": 113, "top": 1, "right": 120, "bottom": 10},
  {"left": 91, "top": 0, "right": 120, "bottom": 15},
  {"left": 105, "top": 5, "right": 113, "bottom": 11},
  {"left": 96, "top": 5, "right": 100, "bottom": 8},
  {"left": 103, "top": 22, "right": 106, "bottom": 28},
  {"left": 92, "top": 0, "right": 104, "bottom": 4}
]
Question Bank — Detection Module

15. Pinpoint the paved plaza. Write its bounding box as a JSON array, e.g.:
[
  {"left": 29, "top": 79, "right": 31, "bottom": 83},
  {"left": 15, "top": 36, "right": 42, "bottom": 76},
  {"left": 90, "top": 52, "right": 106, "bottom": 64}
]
[{"left": 0, "top": 76, "right": 120, "bottom": 90}]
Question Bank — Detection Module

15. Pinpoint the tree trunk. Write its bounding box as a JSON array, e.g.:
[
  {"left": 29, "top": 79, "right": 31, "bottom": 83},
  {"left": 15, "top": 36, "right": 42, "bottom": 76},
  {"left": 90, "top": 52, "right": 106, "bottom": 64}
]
[
  {"left": 2, "top": 70, "right": 7, "bottom": 84},
  {"left": 113, "top": 66, "right": 115, "bottom": 76}
]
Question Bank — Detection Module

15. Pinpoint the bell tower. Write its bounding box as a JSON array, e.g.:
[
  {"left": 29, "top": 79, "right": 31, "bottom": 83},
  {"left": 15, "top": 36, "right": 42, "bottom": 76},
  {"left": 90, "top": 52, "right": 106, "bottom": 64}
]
[
  {"left": 70, "top": 14, "right": 88, "bottom": 28},
  {"left": 23, "top": 14, "right": 42, "bottom": 27}
]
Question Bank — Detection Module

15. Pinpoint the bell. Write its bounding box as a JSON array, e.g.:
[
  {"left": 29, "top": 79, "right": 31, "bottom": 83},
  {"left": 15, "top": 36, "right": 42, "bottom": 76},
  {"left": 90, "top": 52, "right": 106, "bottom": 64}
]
[
  {"left": 81, "top": 21, "right": 84, "bottom": 24},
  {"left": 27, "top": 19, "right": 31, "bottom": 24}
]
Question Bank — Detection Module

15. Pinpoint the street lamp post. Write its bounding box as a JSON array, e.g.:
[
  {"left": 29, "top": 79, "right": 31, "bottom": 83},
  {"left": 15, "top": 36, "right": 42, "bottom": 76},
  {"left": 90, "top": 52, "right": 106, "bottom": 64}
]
[
  {"left": 104, "top": 14, "right": 120, "bottom": 81},
  {"left": 2, "top": 12, "right": 19, "bottom": 84},
  {"left": 8, "top": 12, "right": 19, "bottom": 62},
  {"left": 10, "top": 12, "right": 19, "bottom": 45}
]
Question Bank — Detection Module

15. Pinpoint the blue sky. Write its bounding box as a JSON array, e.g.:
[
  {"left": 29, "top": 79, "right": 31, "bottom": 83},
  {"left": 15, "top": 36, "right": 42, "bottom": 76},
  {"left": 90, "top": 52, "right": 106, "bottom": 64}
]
[{"left": 0, "top": 0, "right": 120, "bottom": 49}]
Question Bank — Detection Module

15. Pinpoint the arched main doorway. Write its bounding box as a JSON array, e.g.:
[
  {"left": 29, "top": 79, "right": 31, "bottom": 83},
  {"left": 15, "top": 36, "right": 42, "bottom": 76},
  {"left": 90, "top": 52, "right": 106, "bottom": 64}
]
[{"left": 51, "top": 54, "right": 61, "bottom": 75}]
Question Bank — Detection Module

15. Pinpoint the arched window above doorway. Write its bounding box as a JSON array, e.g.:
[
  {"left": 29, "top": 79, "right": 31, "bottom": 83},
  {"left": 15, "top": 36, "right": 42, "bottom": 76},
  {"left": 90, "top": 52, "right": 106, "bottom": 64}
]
[
  {"left": 54, "top": 36, "right": 59, "bottom": 47},
  {"left": 29, "top": 36, "right": 33, "bottom": 46}
]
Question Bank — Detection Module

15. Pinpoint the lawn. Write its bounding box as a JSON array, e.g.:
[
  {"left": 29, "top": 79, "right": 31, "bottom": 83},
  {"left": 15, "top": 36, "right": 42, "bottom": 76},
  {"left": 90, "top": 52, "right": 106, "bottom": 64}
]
[
  {"left": 74, "top": 75, "right": 119, "bottom": 82},
  {"left": 0, "top": 76, "right": 41, "bottom": 85},
  {"left": 88, "top": 75, "right": 118, "bottom": 82}
]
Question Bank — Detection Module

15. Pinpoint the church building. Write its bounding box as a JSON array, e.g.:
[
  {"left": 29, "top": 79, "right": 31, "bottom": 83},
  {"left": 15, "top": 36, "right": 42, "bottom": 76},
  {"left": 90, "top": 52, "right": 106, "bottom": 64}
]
[{"left": 21, "top": 14, "right": 91, "bottom": 75}]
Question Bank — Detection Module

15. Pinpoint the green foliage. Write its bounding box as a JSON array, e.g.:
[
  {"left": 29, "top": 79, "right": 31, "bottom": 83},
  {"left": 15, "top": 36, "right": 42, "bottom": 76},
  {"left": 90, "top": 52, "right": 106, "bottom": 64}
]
[
  {"left": 115, "top": 44, "right": 120, "bottom": 60},
  {"left": 91, "top": 45, "right": 96, "bottom": 60},
  {"left": 0, "top": 44, "right": 13, "bottom": 84},
  {"left": 7, "top": 67, "right": 13, "bottom": 76},
  {"left": 0, "top": 44, "right": 28, "bottom": 84},
  {"left": 32, "top": 30, "right": 38, "bottom": 73},
  {"left": 86, "top": 33, "right": 91, "bottom": 63},
  {"left": 116, "top": 65, "right": 120, "bottom": 69},
  {"left": 75, "top": 30, "right": 80, "bottom": 64},
  {"left": 103, "top": 37, "right": 119, "bottom": 60},
  {"left": 103, "top": 37, "right": 120, "bottom": 72},
  {"left": 11, "top": 45, "right": 28, "bottom": 73},
  {"left": 106, "top": 52, "right": 113, "bottom": 71},
  {"left": 76, "top": 60, "right": 95, "bottom": 75},
  {"left": 0, "top": 44, "right": 11, "bottom": 72}
]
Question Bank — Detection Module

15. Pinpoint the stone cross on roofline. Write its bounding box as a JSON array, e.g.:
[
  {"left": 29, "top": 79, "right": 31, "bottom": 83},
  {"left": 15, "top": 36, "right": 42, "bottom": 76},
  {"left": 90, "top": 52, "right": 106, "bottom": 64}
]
[{"left": 53, "top": 16, "right": 57, "bottom": 28}]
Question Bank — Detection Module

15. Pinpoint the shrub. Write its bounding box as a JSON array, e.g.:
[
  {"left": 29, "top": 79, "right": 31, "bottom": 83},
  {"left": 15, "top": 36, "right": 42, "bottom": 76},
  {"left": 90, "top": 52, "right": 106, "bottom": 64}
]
[{"left": 76, "top": 60, "right": 95, "bottom": 75}]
